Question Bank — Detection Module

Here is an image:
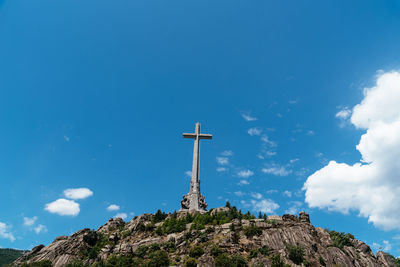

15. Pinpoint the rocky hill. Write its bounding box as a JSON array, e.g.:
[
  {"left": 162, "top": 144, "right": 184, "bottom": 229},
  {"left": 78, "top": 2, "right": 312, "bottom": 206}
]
[{"left": 12, "top": 205, "right": 399, "bottom": 267}]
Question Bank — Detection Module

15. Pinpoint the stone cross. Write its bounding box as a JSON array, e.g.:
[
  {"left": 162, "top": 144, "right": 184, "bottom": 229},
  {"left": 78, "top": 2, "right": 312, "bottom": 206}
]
[{"left": 181, "top": 122, "right": 212, "bottom": 212}]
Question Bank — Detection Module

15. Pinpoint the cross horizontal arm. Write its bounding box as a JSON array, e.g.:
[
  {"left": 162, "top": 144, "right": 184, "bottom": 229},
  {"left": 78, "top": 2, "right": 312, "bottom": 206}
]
[
  {"left": 199, "top": 134, "right": 212, "bottom": 140},
  {"left": 183, "top": 133, "right": 196, "bottom": 138}
]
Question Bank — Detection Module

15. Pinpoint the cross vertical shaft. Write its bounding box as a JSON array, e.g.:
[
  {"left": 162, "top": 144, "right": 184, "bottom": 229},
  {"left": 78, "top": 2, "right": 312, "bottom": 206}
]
[{"left": 181, "top": 122, "right": 212, "bottom": 212}]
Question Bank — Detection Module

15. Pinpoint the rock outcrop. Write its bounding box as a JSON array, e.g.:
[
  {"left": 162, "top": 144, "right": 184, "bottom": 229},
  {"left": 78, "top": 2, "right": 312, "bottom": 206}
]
[{"left": 13, "top": 208, "right": 398, "bottom": 267}]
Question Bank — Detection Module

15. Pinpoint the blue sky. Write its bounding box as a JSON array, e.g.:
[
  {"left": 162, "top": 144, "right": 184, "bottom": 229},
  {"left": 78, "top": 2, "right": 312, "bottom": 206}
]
[{"left": 1, "top": 0, "right": 400, "bottom": 256}]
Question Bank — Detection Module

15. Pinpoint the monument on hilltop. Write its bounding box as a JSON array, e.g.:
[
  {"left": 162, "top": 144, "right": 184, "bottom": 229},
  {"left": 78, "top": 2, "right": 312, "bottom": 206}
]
[{"left": 180, "top": 122, "right": 212, "bottom": 212}]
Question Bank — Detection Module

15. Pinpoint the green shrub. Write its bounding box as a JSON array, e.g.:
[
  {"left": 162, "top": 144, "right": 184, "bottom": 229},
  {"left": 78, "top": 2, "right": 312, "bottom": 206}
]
[
  {"left": 271, "top": 255, "right": 290, "bottom": 267},
  {"left": 184, "top": 257, "right": 197, "bottom": 267},
  {"left": 258, "top": 245, "right": 271, "bottom": 256},
  {"left": 135, "top": 245, "right": 149, "bottom": 258},
  {"left": 319, "top": 255, "right": 326, "bottom": 266},
  {"left": 147, "top": 250, "right": 169, "bottom": 267},
  {"left": 21, "top": 261, "right": 52, "bottom": 267},
  {"left": 189, "top": 245, "right": 204, "bottom": 258},
  {"left": 215, "top": 253, "right": 231, "bottom": 267},
  {"left": 152, "top": 209, "right": 167, "bottom": 223},
  {"left": 243, "top": 225, "right": 262, "bottom": 238},
  {"left": 215, "top": 253, "right": 248, "bottom": 267},
  {"left": 286, "top": 244, "right": 304, "bottom": 265},
  {"left": 210, "top": 246, "right": 223, "bottom": 257},
  {"left": 329, "top": 230, "right": 354, "bottom": 249}
]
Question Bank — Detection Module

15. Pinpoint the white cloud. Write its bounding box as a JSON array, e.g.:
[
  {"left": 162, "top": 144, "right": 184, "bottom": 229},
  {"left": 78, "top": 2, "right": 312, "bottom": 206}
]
[
  {"left": 304, "top": 71, "right": 400, "bottom": 230},
  {"left": 250, "top": 192, "right": 263, "bottom": 199},
  {"left": 238, "top": 180, "right": 250, "bottom": 186},
  {"left": 23, "top": 216, "right": 37, "bottom": 226},
  {"left": 248, "top": 128, "right": 262, "bottom": 136},
  {"left": 336, "top": 107, "right": 352, "bottom": 119},
  {"left": 285, "top": 201, "right": 302, "bottom": 215},
  {"left": 250, "top": 199, "right": 279, "bottom": 214},
  {"left": 114, "top": 213, "right": 128, "bottom": 220},
  {"left": 237, "top": 170, "right": 254, "bottom": 178},
  {"left": 241, "top": 113, "right": 257, "bottom": 121},
  {"left": 34, "top": 224, "right": 47, "bottom": 234},
  {"left": 185, "top": 171, "right": 192, "bottom": 177},
  {"left": 262, "top": 165, "right": 291, "bottom": 176},
  {"left": 64, "top": 135, "right": 70, "bottom": 142},
  {"left": 261, "top": 135, "right": 277, "bottom": 147},
  {"left": 63, "top": 188, "right": 93, "bottom": 200},
  {"left": 216, "top": 157, "right": 229, "bottom": 165},
  {"left": 221, "top": 150, "right": 233, "bottom": 157},
  {"left": 216, "top": 167, "right": 227, "bottom": 172},
  {"left": 373, "top": 240, "right": 392, "bottom": 252},
  {"left": 336, "top": 107, "right": 352, "bottom": 127},
  {"left": 266, "top": 189, "right": 278, "bottom": 194},
  {"left": 45, "top": 198, "right": 80, "bottom": 216},
  {"left": 283, "top": 190, "right": 292, "bottom": 198},
  {"left": 289, "top": 158, "right": 299, "bottom": 164},
  {"left": 234, "top": 191, "right": 245, "bottom": 197},
  {"left": 107, "top": 204, "right": 120, "bottom": 211},
  {"left": 0, "top": 222, "right": 15, "bottom": 242}
]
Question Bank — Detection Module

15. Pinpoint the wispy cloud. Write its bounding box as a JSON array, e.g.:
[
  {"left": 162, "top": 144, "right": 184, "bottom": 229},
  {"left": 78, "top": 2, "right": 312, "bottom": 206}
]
[
  {"left": 285, "top": 201, "right": 302, "bottom": 215},
  {"left": 221, "top": 150, "right": 233, "bottom": 157},
  {"left": 34, "top": 224, "right": 47, "bottom": 234},
  {"left": 262, "top": 165, "right": 292, "bottom": 176},
  {"left": 283, "top": 190, "right": 292, "bottom": 198},
  {"left": 23, "top": 216, "right": 37, "bottom": 227},
  {"left": 250, "top": 199, "right": 279, "bottom": 214},
  {"left": 216, "top": 157, "right": 229, "bottom": 165},
  {"left": 250, "top": 192, "right": 263, "bottom": 199},
  {"left": 237, "top": 169, "right": 254, "bottom": 178},
  {"left": 185, "top": 171, "right": 192, "bottom": 177},
  {"left": 216, "top": 167, "right": 227, "bottom": 172},
  {"left": 238, "top": 180, "right": 250, "bottom": 186},
  {"left": 234, "top": 191, "right": 245, "bottom": 197},
  {"left": 114, "top": 213, "right": 128, "bottom": 220},
  {"left": 335, "top": 106, "right": 352, "bottom": 128},
  {"left": 241, "top": 113, "right": 257, "bottom": 121},
  {"left": 261, "top": 135, "right": 277, "bottom": 147},
  {"left": 248, "top": 128, "right": 262, "bottom": 136}
]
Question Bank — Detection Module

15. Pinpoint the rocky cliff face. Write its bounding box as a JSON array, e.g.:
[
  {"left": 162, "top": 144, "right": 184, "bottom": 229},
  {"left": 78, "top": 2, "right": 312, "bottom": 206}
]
[{"left": 13, "top": 207, "right": 398, "bottom": 267}]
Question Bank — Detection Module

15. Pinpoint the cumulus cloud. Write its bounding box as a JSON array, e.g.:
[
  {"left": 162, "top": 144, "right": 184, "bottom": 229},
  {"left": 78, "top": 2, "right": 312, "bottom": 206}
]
[
  {"left": 63, "top": 188, "right": 93, "bottom": 200},
  {"left": 262, "top": 165, "right": 291, "bottom": 176},
  {"left": 34, "top": 224, "right": 47, "bottom": 234},
  {"left": 216, "top": 157, "right": 229, "bottom": 165},
  {"left": 304, "top": 71, "right": 400, "bottom": 230},
  {"left": 107, "top": 204, "right": 120, "bottom": 211},
  {"left": 45, "top": 199, "right": 80, "bottom": 216},
  {"left": 0, "top": 222, "right": 15, "bottom": 242},
  {"left": 241, "top": 113, "right": 257, "bottom": 121},
  {"left": 23, "top": 216, "right": 37, "bottom": 226},
  {"left": 248, "top": 128, "right": 262, "bottom": 136},
  {"left": 237, "top": 170, "right": 254, "bottom": 178},
  {"left": 250, "top": 199, "right": 279, "bottom": 214},
  {"left": 114, "top": 213, "right": 128, "bottom": 220}
]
